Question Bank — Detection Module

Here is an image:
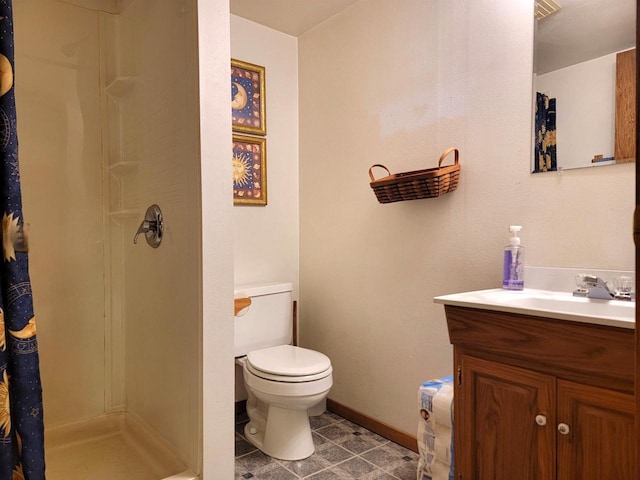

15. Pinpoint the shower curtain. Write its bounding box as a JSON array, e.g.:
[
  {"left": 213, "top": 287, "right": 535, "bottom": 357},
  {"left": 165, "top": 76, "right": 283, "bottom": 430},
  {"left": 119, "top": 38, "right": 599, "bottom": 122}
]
[{"left": 0, "top": 2, "right": 45, "bottom": 479}]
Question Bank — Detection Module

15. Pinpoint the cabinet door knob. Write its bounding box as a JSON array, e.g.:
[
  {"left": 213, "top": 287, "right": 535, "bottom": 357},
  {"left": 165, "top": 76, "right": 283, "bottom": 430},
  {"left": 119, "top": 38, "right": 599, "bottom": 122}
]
[
  {"left": 557, "top": 423, "right": 571, "bottom": 435},
  {"left": 535, "top": 414, "right": 547, "bottom": 426}
]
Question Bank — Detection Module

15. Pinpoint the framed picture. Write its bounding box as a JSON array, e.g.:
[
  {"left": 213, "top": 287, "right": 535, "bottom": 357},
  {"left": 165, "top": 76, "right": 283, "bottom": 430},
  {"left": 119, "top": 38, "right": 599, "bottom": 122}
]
[
  {"left": 233, "top": 134, "right": 267, "bottom": 206},
  {"left": 231, "top": 59, "right": 266, "bottom": 136}
]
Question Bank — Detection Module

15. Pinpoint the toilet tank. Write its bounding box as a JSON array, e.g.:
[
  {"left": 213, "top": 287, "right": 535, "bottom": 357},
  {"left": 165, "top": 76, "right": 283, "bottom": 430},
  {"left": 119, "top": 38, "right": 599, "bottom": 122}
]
[{"left": 234, "top": 282, "right": 293, "bottom": 357}]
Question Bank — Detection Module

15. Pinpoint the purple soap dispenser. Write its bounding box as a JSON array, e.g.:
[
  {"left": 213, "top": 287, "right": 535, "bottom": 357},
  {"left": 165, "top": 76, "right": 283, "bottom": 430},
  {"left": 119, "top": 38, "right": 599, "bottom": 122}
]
[{"left": 502, "top": 225, "right": 524, "bottom": 290}]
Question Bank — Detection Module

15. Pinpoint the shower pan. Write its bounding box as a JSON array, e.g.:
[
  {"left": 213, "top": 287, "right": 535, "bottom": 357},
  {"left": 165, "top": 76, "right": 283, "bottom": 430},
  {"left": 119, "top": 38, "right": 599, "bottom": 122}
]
[{"left": 15, "top": 0, "right": 201, "bottom": 477}]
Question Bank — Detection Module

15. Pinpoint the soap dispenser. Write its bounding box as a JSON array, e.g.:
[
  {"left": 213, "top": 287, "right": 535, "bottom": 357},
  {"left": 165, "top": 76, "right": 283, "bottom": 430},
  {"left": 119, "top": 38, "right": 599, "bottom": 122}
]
[{"left": 502, "top": 225, "right": 524, "bottom": 290}]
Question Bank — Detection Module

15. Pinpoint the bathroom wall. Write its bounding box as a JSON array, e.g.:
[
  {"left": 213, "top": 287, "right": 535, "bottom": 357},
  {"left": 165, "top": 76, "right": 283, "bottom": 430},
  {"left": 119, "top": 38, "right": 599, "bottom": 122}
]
[
  {"left": 61, "top": 0, "right": 118, "bottom": 12},
  {"left": 15, "top": 0, "right": 106, "bottom": 428},
  {"left": 298, "top": 0, "right": 634, "bottom": 436},
  {"left": 230, "top": 15, "right": 299, "bottom": 401},
  {"left": 231, "top": 15, "right": 300, "bottom": 292}
]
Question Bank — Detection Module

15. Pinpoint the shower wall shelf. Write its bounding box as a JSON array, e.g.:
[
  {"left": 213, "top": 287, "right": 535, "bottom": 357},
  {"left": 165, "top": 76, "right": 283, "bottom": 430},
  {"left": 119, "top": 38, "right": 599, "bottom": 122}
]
[
  {"left": 108, "top": 209, "right": 141, "bottom": 220},
  {"left": 108, "top": 161, "right": 139, "bottom": 176},
  {"left": 105, "top": 76, "right": 136, "bottom": 97}
]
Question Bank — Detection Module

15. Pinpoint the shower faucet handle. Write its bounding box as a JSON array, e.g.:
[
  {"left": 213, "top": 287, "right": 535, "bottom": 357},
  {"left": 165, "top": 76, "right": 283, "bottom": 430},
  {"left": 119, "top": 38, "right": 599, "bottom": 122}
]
[{"left": 133, "top": 204, "right": 164, "bottom": 248}]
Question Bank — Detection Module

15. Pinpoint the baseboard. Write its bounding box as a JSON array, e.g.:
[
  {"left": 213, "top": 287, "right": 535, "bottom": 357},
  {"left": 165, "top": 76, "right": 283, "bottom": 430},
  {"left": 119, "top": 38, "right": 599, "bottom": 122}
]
[{"left": 326, "top": 398, "right": 418, "bottom": 453}]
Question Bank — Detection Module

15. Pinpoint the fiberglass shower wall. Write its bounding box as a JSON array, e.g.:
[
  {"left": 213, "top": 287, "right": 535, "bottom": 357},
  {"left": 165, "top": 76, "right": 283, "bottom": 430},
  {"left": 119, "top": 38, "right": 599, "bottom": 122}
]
[
  {"left": 16, "top": 0, "right": 201, "bottom": 470},
  {"left": 15, "top": 0, "right": 107, "bottom": 427}
]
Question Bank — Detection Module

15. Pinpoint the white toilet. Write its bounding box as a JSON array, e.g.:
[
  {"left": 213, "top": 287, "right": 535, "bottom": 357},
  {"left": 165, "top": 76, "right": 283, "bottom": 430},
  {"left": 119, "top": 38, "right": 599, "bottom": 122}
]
[{"left": 234, "top": 282, "right": 333, "bottom": 461}]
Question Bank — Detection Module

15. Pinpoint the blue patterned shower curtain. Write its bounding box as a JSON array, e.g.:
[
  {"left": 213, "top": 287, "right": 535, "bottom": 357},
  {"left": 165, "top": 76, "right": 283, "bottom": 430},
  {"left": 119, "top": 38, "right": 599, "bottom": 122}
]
[{"left": 0, "top": 2, "right": 45, "bottom": 479}]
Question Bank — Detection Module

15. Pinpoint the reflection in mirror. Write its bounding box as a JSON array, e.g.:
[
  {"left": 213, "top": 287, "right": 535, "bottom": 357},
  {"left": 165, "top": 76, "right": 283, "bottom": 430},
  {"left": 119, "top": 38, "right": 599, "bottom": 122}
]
[{"left": 532, "top": 0, "right": 636, "bottom": 173}]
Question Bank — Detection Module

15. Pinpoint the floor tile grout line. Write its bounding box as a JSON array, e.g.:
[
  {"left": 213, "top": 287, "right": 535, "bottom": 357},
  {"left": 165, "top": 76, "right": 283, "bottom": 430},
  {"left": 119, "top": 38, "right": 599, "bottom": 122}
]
[
  {"left": 278, "top": 433, "right": 355, "bottom": 478},
  {"left": 296, "top": 451, "right": 384, "bottom": 480},
  {"left": 295, "top": 434, "right": 400, "bottom": 479},
  {"left": 275, "top": 430, "right": 389, "bottom": 479}
]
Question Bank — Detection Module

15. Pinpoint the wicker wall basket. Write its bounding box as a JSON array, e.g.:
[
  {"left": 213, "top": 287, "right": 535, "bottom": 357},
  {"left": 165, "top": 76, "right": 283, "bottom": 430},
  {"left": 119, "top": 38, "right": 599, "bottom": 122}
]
[{"left": 368, "top": 147, "right": 460, "bottom": 204}]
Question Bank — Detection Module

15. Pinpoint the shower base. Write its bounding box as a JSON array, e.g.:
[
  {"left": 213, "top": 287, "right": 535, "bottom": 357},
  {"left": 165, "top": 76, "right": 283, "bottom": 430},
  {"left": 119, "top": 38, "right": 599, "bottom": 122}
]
[{"left": 45, "top": 413, "right": 198, "bottom": 480}]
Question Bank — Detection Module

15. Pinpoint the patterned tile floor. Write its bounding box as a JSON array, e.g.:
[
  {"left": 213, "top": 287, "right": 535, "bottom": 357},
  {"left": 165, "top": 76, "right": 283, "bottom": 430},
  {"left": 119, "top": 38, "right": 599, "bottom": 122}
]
[{"left": 235, "top": 410, "right": 419, "bottom": 479}]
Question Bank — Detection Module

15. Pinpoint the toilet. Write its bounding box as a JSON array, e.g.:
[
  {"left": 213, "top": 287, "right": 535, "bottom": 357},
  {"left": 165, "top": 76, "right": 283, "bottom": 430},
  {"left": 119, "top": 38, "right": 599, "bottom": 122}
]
[{"left": 234, "top": 282, "right": 333, "bottom": 461}]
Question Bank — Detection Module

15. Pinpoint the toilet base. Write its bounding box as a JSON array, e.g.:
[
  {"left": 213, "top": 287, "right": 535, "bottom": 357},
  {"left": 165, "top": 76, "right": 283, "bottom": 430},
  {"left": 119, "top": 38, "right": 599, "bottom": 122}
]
[{"left": 245, "top": 405, "right": 315, "bottom": 461}]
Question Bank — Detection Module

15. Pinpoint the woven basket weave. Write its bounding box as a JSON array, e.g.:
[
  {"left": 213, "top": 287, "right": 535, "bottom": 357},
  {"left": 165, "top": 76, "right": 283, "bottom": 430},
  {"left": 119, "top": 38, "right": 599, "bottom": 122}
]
[{"left": 368, "top": 147, "right": 460, "bottom": 204}]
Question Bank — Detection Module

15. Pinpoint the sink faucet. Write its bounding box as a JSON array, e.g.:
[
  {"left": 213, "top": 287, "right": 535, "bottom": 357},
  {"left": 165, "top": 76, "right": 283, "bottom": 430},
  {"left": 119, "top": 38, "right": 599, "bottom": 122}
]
[
  {"left": 573, "top": 274, "right": 634, "bottom": 301},
  {"left": 580, "top": 275, "right": 614, "bottom": 300}
]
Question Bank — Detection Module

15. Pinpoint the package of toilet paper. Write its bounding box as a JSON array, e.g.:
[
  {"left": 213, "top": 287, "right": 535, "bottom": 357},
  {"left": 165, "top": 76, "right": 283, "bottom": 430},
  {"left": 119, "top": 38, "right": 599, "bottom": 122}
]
[
  {"left": 418, "top": 376, "right": 453, "bottom": 429},
  {"left": 417, "top": 376, "right": 454, "bottom": 480}
]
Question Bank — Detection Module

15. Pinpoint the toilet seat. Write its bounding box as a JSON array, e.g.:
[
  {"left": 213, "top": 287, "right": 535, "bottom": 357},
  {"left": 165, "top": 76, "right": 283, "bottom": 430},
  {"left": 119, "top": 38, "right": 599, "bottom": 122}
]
[{"left": 246, "top": 345, "right": 332, "bottom": 383}]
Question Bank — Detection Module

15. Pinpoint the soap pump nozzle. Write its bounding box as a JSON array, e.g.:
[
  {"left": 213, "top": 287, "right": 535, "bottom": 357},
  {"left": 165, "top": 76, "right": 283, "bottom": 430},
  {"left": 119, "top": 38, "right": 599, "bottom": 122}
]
[{"left": 508, "top": 225, "right": 522, "bottom": 246}]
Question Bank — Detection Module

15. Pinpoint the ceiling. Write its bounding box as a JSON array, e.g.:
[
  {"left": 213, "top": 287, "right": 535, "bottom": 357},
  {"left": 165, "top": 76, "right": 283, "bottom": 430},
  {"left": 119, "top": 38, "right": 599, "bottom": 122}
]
[
  {"left": 229, "top": 0, "right": 636, "bottom": 74},
  {"left": 229, "top": 0, "right": 361, "bottom": 37}
]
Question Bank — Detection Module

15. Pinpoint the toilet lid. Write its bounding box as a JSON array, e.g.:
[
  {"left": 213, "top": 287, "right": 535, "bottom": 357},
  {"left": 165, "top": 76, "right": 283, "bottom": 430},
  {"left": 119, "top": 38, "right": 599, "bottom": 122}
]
[{"left": 247, "top": 345, "right": 331, "bottom": 377}]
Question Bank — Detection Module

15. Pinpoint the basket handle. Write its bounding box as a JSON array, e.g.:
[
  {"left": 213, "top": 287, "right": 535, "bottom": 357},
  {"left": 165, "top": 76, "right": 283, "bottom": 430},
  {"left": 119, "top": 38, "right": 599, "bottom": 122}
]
[
  {"left": 368, "top": 164, "right": 391, "bottom": 182},
  {"left": 438, "top": 147, "right": 459, "bottom": 168}
]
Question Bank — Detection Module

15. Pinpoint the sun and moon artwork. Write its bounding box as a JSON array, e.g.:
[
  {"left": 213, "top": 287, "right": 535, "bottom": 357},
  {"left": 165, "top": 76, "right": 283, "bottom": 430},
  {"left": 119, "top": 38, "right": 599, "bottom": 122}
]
[
  {"left": 231, "top": 59, "right": 266, "bottom": 136},
  {"left": 233, "top": 135, "right": 267, "bottom": 205}
]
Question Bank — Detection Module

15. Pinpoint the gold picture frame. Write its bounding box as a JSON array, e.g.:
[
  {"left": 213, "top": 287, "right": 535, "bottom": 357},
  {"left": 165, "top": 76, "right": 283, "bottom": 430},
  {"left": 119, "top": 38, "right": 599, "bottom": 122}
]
[
  {"left": 233, "top": 134, "right": 267, "bottom": 206},
  {"left": 231, "top": 59, "right": 266, "bottom": 136}
]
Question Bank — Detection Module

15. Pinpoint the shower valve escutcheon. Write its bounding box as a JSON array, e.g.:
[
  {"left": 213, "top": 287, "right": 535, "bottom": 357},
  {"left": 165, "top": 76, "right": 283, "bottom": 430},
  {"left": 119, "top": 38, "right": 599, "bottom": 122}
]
[{"left": 134, "top": 204, "right": 164, "bottom": 248}]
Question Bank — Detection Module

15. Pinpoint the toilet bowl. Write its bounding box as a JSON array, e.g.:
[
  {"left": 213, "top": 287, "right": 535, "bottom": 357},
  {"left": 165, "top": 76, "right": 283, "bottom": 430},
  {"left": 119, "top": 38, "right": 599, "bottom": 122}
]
[
  {"left": 234, "top": 282, "right": 333, "bottom": 460},
  {"left": 238, "top": 344, "right": 333, "bottom": 461}
]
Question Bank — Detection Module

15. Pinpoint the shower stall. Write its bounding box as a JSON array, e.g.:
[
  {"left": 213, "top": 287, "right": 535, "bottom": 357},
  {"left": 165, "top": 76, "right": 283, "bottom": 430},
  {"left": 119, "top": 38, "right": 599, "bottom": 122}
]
[{"left": 13, "top": 0, "right": 209, "bottom": 477}]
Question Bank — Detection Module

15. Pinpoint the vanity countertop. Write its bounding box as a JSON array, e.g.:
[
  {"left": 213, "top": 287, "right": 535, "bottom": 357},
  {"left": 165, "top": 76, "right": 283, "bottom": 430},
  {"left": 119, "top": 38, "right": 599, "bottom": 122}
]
[{"left": 434, "top": 288, "right": 635, "bottom": 330}]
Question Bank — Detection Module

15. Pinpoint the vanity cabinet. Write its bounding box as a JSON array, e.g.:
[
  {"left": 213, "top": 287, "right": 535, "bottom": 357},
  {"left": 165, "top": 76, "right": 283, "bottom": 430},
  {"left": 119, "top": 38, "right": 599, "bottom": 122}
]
[
  {"left": 556, "top": 379, "right": 634, "bottom": 479},
  {"left": 445, "top": 305, "right": 636, "bottom": 480}
]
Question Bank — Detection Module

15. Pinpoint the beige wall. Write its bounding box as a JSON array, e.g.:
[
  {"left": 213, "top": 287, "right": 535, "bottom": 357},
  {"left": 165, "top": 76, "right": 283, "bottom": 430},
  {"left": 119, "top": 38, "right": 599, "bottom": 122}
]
[
  {"left": 298, "top": 0, "right": 634, "bottom": 436},
  {"left": 231, "top": 15, "right": 300, "bottom": 292},
  {"left": 16, "top": 0, "right": 106, "bottom": 427}
]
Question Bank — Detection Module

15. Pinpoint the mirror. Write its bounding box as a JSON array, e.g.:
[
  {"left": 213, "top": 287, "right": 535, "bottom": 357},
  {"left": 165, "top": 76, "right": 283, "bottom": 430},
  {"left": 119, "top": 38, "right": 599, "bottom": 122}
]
[{"left": 532, "top": 0, "right": 636, "bottom": 172}]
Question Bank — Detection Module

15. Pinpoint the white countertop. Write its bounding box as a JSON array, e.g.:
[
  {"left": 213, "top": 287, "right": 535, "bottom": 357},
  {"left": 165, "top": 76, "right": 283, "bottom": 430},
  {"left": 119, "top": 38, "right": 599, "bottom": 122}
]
[{"left": 434, "top": 288, "right": 635, "bottom": 330}]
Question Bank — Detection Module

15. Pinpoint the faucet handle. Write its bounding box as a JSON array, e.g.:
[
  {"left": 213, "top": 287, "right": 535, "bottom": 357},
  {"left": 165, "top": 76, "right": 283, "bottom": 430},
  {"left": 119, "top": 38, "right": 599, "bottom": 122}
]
[
  {"left": 613, "top": 275, "right": 634, "bottom": 301},
  {"left": 573, "top": 274, "right": 589, "bottom": 297},
  {"left": 133, "top": 204, "right": 164, "bottom": 248}
]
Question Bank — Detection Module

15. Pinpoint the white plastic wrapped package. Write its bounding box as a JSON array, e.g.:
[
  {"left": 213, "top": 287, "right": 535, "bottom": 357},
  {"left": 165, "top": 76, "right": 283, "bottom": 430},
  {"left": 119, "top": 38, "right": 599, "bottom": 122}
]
[{"left": 417, "top": 375, "right": 454, "bottom": 480}]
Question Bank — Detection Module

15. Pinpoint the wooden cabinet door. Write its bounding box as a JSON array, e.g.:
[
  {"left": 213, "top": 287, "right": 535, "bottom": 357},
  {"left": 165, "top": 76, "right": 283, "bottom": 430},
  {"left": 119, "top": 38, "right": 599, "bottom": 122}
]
[
  {"left": 457, "top": 354, "right": 556, "bottom": 480},
  {"left": 557, "top": 380, "right": 636, "bottom": 480}
]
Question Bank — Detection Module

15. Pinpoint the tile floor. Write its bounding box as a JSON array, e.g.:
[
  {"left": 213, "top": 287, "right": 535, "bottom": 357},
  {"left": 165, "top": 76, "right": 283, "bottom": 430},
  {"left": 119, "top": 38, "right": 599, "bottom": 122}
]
[{"left": 235, "top": 410, "right": 419, "bottom": 479}]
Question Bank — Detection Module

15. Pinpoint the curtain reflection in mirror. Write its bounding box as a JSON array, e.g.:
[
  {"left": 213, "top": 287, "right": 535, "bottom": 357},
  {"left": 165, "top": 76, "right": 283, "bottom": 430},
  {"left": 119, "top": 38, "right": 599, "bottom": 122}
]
[{"left": 534, "top": 92, "right": 557, "bottom": 172}]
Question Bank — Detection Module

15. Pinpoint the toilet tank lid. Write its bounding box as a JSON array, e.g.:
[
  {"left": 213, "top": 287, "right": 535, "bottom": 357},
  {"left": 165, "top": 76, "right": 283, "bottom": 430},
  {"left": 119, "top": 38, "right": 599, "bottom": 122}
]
[{"left": 234, "top": 282, "right": 292, "bottom": 298}]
